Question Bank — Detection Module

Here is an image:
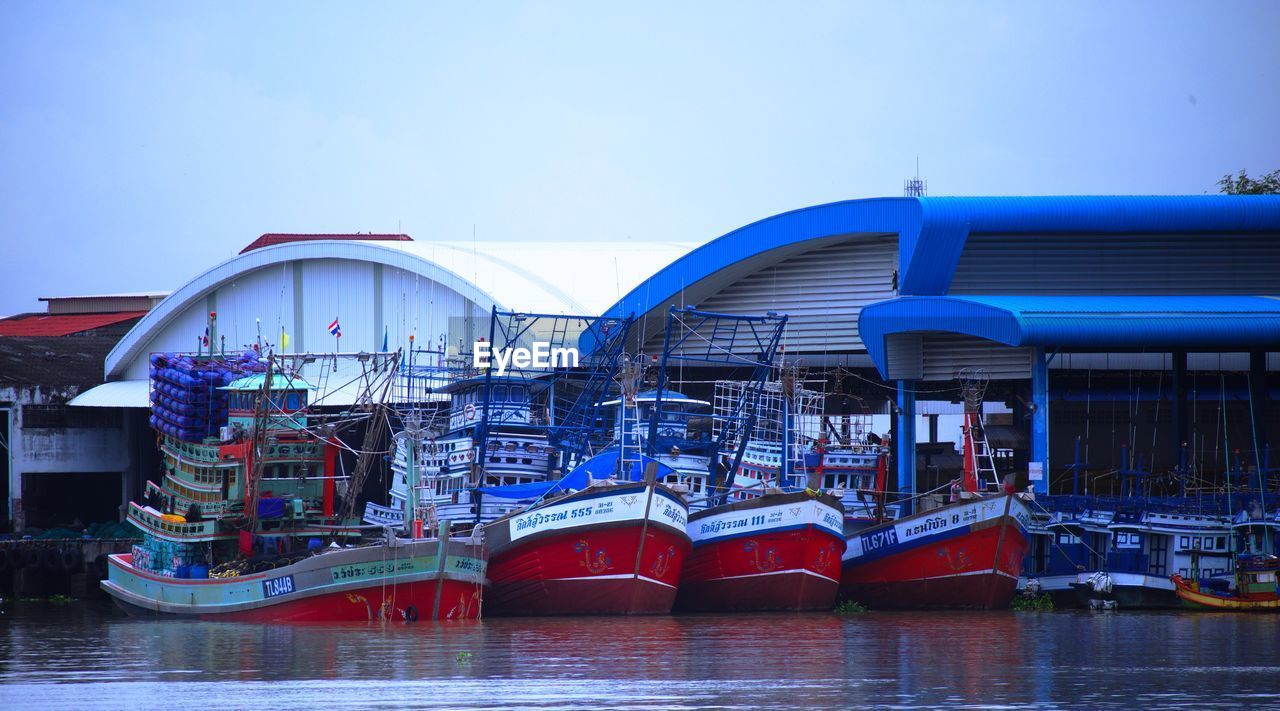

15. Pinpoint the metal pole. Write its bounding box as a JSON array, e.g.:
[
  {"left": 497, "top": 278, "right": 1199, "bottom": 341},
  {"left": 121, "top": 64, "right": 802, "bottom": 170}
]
[{"left": 896, "top": 381, "right": 916, "bottom": 516}]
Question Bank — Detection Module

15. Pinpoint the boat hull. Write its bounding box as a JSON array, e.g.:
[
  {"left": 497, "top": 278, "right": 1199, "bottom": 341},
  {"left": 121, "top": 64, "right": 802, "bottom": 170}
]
[
  {"left": 675, "top": 492, "right": 846, "bottom": 612},
  {"left": 1071, "top": 574, "right": 1180, "bottom": 609},
  {"left": 1172, "top": 574, "right": 1280, "bottom": 611},
  {"left": 1018, "top": 574, "right": 1084, "bottom": 608},
  {"left": 101, "top": 537, "right": 487, "bottom": 621},
  {"left": 483, "top": 482, "right": 691, "bottom": 616},
  {"left": 840, "top": 495, "right": 1032, "bottom": 610}
]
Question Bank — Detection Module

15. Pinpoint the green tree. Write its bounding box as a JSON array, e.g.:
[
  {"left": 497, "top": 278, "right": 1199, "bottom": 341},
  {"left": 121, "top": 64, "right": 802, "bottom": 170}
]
[{"left": 1218, "top": 169, "right": 1280, "bottom": 194}]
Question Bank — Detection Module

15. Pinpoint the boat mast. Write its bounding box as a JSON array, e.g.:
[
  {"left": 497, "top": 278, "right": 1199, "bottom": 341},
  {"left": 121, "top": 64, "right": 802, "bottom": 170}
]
[{"left": 243, "top": 354, "right": 275, "bottom": 543}]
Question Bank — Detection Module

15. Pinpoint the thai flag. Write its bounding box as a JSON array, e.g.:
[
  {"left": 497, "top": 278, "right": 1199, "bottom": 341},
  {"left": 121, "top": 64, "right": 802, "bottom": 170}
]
[{"left": 328, "top": 317, "right": 341, "bottom": 338}]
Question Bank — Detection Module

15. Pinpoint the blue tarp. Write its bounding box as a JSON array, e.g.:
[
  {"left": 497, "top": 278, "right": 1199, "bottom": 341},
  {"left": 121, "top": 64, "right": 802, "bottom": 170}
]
[
  {"left": 475, "top": 449, "right": 681, "bottom": 502},
  {"left": 257, "top": 498, "right": 287, "bottom": 520}
]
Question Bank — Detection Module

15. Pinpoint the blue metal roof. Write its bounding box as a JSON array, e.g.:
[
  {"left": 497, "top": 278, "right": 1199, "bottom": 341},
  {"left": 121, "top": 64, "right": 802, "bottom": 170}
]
[
  {"left": 599, "top": 196, "right": 1280, "bottom": 321},
  {"left": 859, "top": 295, "right": 1280, "bottom": 378}
]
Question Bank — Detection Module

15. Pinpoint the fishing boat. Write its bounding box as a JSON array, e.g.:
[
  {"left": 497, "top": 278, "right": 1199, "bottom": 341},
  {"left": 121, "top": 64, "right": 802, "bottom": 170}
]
[
  {"left": 364, "top": 371, "right": 560, "bottom": 528},
  {"left": 1172, "top": 499, "right": 1280, "bottom": 611},
  {"left": 676, "top": 373, "right": 846, "bottom": 612},
  {"left": 839, "top": 370, "right": 1033, "bottom": 609},
  {"left": 102, "top": 351, "right": 487, "bottom": 621},
  {"left": 481, "top": 450, "right": 692, "bottom": 615},
  {"left": 802, "top": 425, "right": 896, "bottom": 530},
  {"left": 1068, "top": 499, "right": 1233, "bottom": 608},
  {"left": 840, "top": 492, "right": 1033, "bottom": 609},
  {"left": 677, "top": 486, "right": 846, "bottom": 611},
  {"left": 1172, "top": 553, "right": 1280, "bottom": 610}
]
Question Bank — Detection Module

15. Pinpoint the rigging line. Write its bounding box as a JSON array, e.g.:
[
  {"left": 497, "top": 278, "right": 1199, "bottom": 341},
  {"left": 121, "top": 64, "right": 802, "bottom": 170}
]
[
  {"left": 1151, "top": 368, "right": 1164, "bottom": 471},
  {"left": 1246, "top": 370, "right": 1266, "bottom": 510},
  {"left": 1024, "top": 495, "right": 1109, "bottom": 567},
  {"left": 307, "top": 360, "right": 397, "bottom": 408},
  {"left": 1220, "top": 373, "right": 1232, "bottom": 509},
  {"left": 1084, "top": 368, "right": 1092, "bottom": 496},
  {"left": 844, "top": 370, "right": 961, "bottom": 395}
]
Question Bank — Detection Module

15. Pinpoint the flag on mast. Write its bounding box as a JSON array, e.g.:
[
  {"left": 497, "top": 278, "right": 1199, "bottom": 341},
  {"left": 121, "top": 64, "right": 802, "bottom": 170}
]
[
  {"left": 280, "top": 327, "right": 291, "bottom": 352},
  {"left": 328, "top": 317, "right": 341, "bottom": 338},
  {"left": 381, "top": 325, "right": 388, "bottom": 352}
]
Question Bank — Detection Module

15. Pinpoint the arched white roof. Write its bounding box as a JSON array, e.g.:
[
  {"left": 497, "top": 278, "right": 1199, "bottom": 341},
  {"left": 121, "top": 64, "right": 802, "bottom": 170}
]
[
  {"left": 390, "top": 239, "right": 698, "bottom": 316},
  {"left": 101, "top": 238, "right": 697, "bottom": 386}
]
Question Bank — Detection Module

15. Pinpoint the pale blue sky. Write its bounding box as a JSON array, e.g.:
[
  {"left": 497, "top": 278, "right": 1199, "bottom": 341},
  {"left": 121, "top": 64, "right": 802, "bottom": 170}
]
[{"left": 2, "top": 1, "right": 1278, "bottom": 316}]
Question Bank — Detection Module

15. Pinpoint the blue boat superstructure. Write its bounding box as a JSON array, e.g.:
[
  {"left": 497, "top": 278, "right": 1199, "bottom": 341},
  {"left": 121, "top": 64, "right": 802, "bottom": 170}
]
[{"left": 1022, "top": 495, "right": 1236, "bottom": 608}]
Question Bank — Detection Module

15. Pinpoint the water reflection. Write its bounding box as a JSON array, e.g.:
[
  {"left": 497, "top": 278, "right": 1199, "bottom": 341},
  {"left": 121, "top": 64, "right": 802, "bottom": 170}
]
[{"left": 2, "top": 602, "right": 1279, "bottom": 709}]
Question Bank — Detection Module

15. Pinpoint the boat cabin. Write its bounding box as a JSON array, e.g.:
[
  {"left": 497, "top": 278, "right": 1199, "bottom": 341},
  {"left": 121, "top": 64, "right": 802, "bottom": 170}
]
[
  {"left": 440, "top": 375, "right": 551, "bottom": 432},
  {"left": 222, "top": 372, "right": 315, "bottom": 435}
]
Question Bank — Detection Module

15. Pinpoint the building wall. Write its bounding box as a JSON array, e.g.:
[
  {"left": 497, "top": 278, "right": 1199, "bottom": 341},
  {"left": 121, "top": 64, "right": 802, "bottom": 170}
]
[{"left": 2, "top": 385, "right": 130, "bottom": 530}]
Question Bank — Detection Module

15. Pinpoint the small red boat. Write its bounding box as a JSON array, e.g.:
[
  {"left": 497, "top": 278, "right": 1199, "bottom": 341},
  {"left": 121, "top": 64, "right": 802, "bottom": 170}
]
[
  {"left": 676, "top": 489, "right": 846, "bottom": 612},
  {"left": 482, "top": 454, "right": 692, "bottom": 616}
]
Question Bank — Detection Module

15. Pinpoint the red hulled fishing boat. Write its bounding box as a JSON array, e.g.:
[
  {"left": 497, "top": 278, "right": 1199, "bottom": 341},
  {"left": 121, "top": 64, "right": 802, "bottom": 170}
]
[
  {"left": 676, "top": 486, "right": 846, "bottom": 611},
  {"left": 839, "top": 492, "right": 1032, "bottom": 608},
  {"left": 481, "top": 452, "right": 692, "bottom": 616},
  {"left": 838, "top": 371, "right": 1032, "bottom": 609}
]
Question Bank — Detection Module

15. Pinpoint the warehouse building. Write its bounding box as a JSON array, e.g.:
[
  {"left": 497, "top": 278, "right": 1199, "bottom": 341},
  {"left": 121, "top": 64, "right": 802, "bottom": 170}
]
[
  {"left": 0, "top": 293, "right": 166, "bottom": 531},
  {"left": 5, "top": 196, "right": 1279, "bottom": 532},
  {"left": 4, "top": 233, "right": 690, "bottom": 532},
  {"left": 600, "top": 196, "right": 1280, "bottom": 506}
]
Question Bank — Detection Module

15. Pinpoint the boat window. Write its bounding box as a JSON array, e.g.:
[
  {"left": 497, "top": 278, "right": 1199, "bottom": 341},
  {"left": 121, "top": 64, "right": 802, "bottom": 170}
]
[
  {"left": 1180, "top": 536, "right": 1189, "bottom": 549},
  {"left": 285, "top": 393, "right": 301, "bottom": 410},
  {"left": 494, "top": 385, "right": 508, "bottom": 402},
  {"left": 1216, "top": 537, "right": 1225, "bottom": 549}
]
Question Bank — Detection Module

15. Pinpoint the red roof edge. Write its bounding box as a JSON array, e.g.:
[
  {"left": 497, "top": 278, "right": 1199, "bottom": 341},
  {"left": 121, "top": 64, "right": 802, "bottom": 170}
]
[
  {"left": 0, "top": 311, "right": 148, "bottom": 337},
  {"left": 240, "top": 233, "right": 413, "bottom": 254}
]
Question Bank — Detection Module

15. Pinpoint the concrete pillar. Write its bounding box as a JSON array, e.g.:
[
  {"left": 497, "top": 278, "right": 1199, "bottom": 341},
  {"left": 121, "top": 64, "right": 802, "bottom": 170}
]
[
  {"left": 1030, "top": 347, "right": 1050, "bottom": 494},
  {"left": 6, "top": 403, "right": 22, "bottom": 531},
  {"left": 896, "top": 381, "right": 916, "bottom": 516}
]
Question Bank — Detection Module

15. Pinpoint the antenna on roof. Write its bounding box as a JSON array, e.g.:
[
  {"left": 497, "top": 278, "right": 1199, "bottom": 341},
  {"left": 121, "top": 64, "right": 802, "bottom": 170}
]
[{"left": 904, "top": 156, "right": 927, "bottom": 197}]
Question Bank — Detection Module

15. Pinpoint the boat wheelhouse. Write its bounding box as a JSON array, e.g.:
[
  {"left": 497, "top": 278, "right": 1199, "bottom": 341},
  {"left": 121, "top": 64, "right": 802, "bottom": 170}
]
[
  {"left": 605, "top": 389, "right": 714, "bottom": 507},
  {"left": 365, "top": 374, "right": 560, "bottom": 529}
]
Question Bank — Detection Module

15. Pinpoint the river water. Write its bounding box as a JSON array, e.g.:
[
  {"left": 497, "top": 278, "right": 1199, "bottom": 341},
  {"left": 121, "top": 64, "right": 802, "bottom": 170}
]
[{"left": 2, "top": 601, "right": 1279, "bottom": 709}]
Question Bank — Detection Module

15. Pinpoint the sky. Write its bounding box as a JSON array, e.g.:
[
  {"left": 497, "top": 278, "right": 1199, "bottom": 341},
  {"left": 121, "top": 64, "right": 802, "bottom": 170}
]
[{"left": 2, "top": 1, "right": 1278, "bottom": 316}]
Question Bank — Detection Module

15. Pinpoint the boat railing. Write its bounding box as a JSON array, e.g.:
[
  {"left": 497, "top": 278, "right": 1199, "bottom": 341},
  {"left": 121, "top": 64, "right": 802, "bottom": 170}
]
[{"left": 127, "top": 502, "right": 220, "bottom": 539}]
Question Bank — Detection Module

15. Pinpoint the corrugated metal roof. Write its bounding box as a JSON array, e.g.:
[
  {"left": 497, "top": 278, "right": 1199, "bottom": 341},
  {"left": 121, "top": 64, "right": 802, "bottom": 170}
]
[
  {"left": 600, "top": 195, "right": 1280, "bottom": 322},
  {"left": 859, "top": 294, "right": 1280, "bottom": 378},
  {"left": 0, "top": 311, "right": 147, "bottom": 337},
  {"left": 601, "top": 197, "right": 918, "bottom": 325},
  {"left": 0, "top": 336, "right": 123, "bottom": 388},
  {"left": 905, "top": 195, "right": 1280, "bottom": 294}
]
